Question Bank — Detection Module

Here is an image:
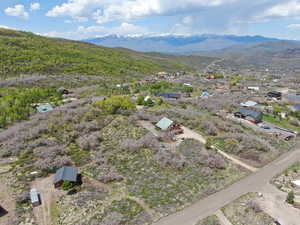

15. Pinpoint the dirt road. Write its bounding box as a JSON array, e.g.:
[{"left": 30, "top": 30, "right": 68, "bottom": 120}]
[
  {"left": 0, "top": 175, "right": 15, "bottom": 225},
  {"left": 153, "top": 147, "right": 300, "bottom": 225},
  {"left": 31, "top": 175, "right": 61, "bottom": 225},
  {"left": 216, "top": 148, "right": 258, "bottom": 172},
  {"left": 176, "top": 126, "right": 206, "bottom": 144}
]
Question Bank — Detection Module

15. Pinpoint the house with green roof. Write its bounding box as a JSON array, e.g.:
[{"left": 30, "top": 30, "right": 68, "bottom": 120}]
[
  {"left": 36, "top": 104, "right": 54, "bottom": 113},
  {"left": 155, "top": 117, "right": 175, "bottom": 130}
]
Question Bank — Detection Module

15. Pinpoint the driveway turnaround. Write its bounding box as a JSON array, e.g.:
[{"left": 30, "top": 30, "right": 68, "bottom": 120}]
[
  {"left": 153, "top": 147, "right": 300, "bottom": 225},
  {"left": 258, "top": 184, "right": 300, "bottom": 225}
]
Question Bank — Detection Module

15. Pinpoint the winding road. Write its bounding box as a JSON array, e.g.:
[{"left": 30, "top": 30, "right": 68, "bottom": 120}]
[{"left": 153, "top": 147, "right": 300, "bottom": 225}]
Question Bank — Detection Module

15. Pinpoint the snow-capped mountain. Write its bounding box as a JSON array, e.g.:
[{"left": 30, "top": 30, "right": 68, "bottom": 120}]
[{"left": 83, "top": 34, "right": 279, "bottom": 53}]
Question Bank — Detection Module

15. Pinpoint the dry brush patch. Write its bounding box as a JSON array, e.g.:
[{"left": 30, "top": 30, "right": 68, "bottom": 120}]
[{"left": 196, "top": 215, "right": 221, "bottom": 225}]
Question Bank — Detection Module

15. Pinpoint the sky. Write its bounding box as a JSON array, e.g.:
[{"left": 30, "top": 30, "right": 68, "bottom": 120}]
[{"left": 1, "top": 0, "right": 300, "bottom": 40}]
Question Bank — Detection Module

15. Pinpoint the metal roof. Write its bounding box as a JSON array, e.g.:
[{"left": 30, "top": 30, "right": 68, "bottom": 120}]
[
  {"left": 247, "top": 86, "right": 259, "bottom": 90},
  {"left": 287, "top": 94, "right": 300, "bottom": 102},
  {"left": 236, "top": 107, "right": 263, "bottom": 121},
  {"left": 201, "top": 91, "right": 210, "bottom": 97},
  {"left": 30, "top": 189, "right": 39, "bottom": 204},
  {"left": 293, "top": 104, "right": 300, "bottom": 111},
  {"left": 36, "top": 104, "right": 54, "bottom": 113},
  {"left": 156, "top": 93, "right": 181, "bottom": 99},
  {"left": 240, "top": 101, "right": 258, "bottom": 107},
  {"left": 53, "top": 166, "right": 78, "bottom": 184},
  {"left": 268, "top": 91, "right": 282, "bottom": 95},
  {"left": 156, "top": 117, "right": 174, "bottom": 130}
]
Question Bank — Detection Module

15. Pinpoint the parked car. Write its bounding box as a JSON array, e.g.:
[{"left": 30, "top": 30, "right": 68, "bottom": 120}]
[
  {"left": 284, "top": 135, "right": 294, "bottom": 141},
  {"left": 258, "top": 123, "right": 271, "bottom": 130},
  {"left": 261, "top": 125, "right": 271, "bottom": 130}
]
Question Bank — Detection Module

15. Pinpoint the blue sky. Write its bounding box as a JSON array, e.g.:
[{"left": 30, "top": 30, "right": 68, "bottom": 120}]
[{"left": 1, "top": 0, "right": 300, "bottom": 40}]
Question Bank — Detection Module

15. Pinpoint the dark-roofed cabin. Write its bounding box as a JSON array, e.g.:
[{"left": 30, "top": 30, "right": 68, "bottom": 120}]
[
  {"left": 267, "top": 91, "right": 282, "bottom": 100},
  {"left": 156, "top": 93, "right": 181, "bottom": 99},
  {"left": 53, "top": 166, "right": 78, "bottom": 189},
  {"left": 234, "top": 107, "right": 263, "bottom": 124}
]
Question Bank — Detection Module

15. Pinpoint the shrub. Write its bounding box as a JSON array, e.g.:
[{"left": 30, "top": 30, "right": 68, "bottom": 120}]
[
  {"left": 16, "top": 192, "right": 30, "bottom": 205},
  {"left": 144, "top": 98, "right": 154, "bottom": 106},
  {"left": 62, "top": 180, "right": 75, "bottom": 191},
  {"left": 206, "top": 154, "right": 226, "bottom": 169},
  {"left": 76, "top": 132, "right": 101, "bottom": 150},
  {"left": 137, "top": 95, "right": 145, "bottom": 105},
  {"left": 286, "top": 191, "right": 295, "bottom": 204},
  {"left": 121, "top": 139, "right": 141, "bottom": 152},
  {"left": 225, "top": 138, "right": 240, "bottom": 152},
  {"left": 200, "top": 121, "right": 218, "bottom": 136},
  {"left": 205, "top": 137, "right": 214, "bottom": 149},
  {"left": 247, "top": 200, "right": 262, "bottom": 213},
  {"left": 154, "top": 148, "right": 187, "bottom": 170},
  {"left": 98, "top": 171, "right": 123, "bottom": 183},
  {"left": 138, "top": 133, "right": 160, "bottom": 152}
]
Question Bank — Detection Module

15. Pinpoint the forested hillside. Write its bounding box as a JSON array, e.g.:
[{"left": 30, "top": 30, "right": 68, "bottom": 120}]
[{"left": 0, "top": 28, "right": 189, "bottom": 77}]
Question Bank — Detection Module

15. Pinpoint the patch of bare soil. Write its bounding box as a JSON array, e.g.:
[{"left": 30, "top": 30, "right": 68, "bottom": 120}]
[{"left": 258, "top": 184, "right": 300, "bottom": 225}]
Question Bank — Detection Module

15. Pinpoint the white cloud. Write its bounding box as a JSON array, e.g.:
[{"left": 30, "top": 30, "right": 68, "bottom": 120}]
[
  {"left": 30, "top": 3, "right": 41, "bottom": 11},
  {"left": 5, "top": 5, "right": 29, "bottom": 20},
  {"left": 44, "top": 0, "right": 300, "bottom": 37},
  {"left": 182, "top": 16, "right": 193, "bottom": 25},
  {"left": 65, "top": 17, "right": 88, "bottom": 23},
  {"left": 43, "top": 22, "right": 147, "bottom": 39},
  {"left": 263, "top": 0, "right": 300, "bottom": 19},
  {"left": 46, "top": 0, "right": 110, "bottom": 18},
  {"left": 0, "top": 25, "right": 16, "bottom": 30},
  {"left": 46, "top": 0, "right": 237, "bottom": 23},
  {"left": 287, "top": 23, "right": 300, "bottom": 29},
  {"left": 77, "top": 22, "right": 146, "bottom": 36}
]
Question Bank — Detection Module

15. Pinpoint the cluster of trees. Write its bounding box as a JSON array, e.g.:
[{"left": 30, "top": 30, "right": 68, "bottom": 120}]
[
  {"left": 136, "top": 80, "right": 193, "bottom": 95},
  {"left": 0, "top": 88, "right": 61, "bottom": 128},
  {"left": 95, "top": 96, "right": 136, "bottom": 114}
]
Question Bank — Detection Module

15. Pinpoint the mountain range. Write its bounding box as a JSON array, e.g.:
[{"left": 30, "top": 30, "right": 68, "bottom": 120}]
[
  {"left": 83, "top": 34, "right": 280, "bottom": 54},
  {"left": 84, "top": 34, "right": 300, "bottom": 68}
]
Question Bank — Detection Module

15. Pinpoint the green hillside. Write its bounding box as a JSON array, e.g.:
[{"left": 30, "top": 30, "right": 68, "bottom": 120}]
[{"left": 0, "top": 28, "right": 189, "bottom": 77}]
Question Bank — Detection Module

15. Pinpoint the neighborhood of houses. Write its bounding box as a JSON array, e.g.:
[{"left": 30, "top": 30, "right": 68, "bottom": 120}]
[{"left": 1, "top": 69, "right": 300, "bottom": 225}]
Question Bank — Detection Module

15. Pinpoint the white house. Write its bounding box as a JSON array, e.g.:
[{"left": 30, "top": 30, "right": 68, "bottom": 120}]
[
  {"left": 292, "top": 180, "right": 300, "bottom": 188},
  {"left": 247, "top": 87, "right": 259, "bottom": 91},
  {"left": 240, "top": 101, "right": 258, "bottom": 107}
]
